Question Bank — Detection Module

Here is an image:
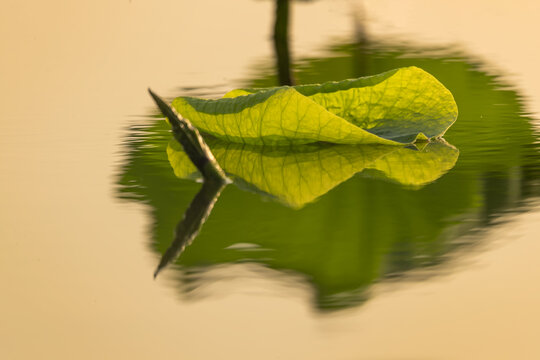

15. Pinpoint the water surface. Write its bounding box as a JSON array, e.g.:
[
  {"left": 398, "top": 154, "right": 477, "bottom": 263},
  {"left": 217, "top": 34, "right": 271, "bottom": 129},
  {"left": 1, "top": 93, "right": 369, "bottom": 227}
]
[{"left": 2, "top": 1, "right": 540, "bottom": 359}]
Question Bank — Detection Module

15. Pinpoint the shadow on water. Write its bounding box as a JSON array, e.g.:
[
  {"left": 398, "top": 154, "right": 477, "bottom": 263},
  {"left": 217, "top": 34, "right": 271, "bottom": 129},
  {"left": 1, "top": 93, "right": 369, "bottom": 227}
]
[{"left": 117, "top": 34, "right": 540, "bottom": 311}]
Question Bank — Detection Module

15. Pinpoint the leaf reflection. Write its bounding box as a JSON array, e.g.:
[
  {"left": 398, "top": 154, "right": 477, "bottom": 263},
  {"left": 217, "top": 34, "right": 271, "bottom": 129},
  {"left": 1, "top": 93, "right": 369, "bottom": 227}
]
[
  {"left": 155, "top": 136, "right": 458, "bottom": 276},
  {"left": 168, "top": 138, "right": 459, "bottom": 208}
]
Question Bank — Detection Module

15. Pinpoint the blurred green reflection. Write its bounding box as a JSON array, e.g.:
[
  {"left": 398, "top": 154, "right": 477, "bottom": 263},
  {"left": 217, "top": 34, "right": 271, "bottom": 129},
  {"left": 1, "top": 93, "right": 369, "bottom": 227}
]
[{"left": 118, "top": 40, "right": 539, "bottom": 311}]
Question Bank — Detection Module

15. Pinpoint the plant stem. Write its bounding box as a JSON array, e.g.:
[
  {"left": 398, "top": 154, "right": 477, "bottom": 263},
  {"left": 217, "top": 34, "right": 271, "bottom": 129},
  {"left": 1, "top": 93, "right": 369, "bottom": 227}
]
[{"left": 148, "top": 89, "right": 229, "bottom": 183}]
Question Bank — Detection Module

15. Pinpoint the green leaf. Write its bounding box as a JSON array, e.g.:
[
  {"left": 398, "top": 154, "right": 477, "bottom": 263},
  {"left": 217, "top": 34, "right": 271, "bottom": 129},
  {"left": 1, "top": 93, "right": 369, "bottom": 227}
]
[
  {"left": 171, "top": 67, "right": 457, "bottom": 145},
  {"left": 168, "top": 139, "right": 459, "bottom": 208}
]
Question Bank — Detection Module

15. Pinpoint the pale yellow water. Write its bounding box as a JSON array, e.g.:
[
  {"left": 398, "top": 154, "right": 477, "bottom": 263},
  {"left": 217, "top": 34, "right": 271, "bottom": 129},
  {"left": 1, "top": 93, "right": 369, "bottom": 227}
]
[{"left": 1, "top": 1, "right": 539, "bottom": 359}]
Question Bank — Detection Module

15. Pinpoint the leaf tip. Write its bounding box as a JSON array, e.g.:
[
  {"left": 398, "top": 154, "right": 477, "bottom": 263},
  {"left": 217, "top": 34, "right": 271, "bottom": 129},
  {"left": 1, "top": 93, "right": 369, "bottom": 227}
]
[
  {"left": 154, "top": 259, "right": 168, "bottom": 279},
  {"left": 148, "top": 88, "right": 162, "bottom": 108}
]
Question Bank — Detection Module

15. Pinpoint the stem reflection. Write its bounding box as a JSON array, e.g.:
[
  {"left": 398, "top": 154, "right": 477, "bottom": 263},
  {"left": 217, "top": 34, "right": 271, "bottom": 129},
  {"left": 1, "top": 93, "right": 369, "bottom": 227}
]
[{"left": 154, "top": 179, "right": 226, "bottom": 277}]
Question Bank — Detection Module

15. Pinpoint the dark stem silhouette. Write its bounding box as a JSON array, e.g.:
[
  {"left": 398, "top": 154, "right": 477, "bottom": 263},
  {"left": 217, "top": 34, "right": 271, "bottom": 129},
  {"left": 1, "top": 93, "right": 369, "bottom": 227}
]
[
  {"left": 154, "top": 179, "right": 226, "bottom": 277},
  {"left": 274, "top": 0, "right": 294, "bottom": 85},
  {"left": 148, "top": 89, "right": 229, "bottom": 277}
]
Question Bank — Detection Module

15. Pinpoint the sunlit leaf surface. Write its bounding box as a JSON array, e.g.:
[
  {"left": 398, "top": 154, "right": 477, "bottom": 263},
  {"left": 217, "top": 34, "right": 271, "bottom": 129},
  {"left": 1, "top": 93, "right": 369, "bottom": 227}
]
[{"left": 171, "top": 67, "right": 457, "bottom": 145}]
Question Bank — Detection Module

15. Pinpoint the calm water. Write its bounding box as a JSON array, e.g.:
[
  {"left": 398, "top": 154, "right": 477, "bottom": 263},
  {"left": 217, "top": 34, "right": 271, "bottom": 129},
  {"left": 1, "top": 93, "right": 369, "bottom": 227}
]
[{"left": 2, "top": 1, "right": 540, "bottom": 359}]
